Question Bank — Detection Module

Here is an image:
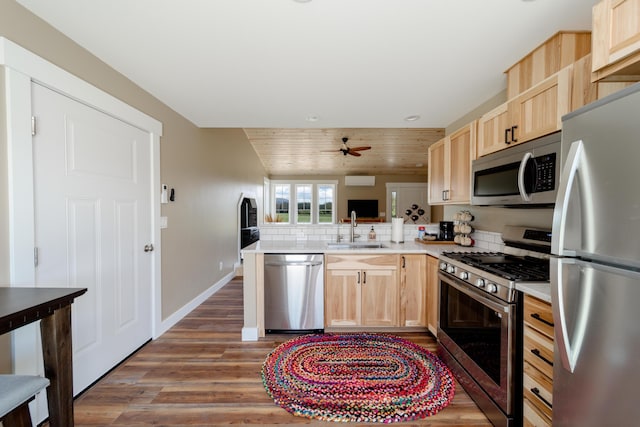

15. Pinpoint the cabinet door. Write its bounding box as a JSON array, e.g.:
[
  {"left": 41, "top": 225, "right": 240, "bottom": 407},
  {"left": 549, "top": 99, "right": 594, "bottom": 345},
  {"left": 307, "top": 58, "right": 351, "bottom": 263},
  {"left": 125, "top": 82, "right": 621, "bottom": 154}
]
[
  {"left": 426, "top": 256, "right": 439, "bottom": 336},
  {"left": 592, "top": 0, "right": 640, "bottom": 80},
  {"left": 400, "top": 255, "right": 427, "bottom": 327},
  {"left": 361, "top": 269, "right": 398, "bottom": 326},
  {"left": 447, "top": 122, "right": 474, "bottom": 204},
  {"left": 427, "top": 138, "right": 447, "bottom": 204},
  {"left": 477, "top": 102, "right": 511, "bottom": 157},
  {"left": 325, "top": 269, "right": 360, "bottom": 326},
  {"left": 510, "top": 67, "right": 571, "bottom": 144}
]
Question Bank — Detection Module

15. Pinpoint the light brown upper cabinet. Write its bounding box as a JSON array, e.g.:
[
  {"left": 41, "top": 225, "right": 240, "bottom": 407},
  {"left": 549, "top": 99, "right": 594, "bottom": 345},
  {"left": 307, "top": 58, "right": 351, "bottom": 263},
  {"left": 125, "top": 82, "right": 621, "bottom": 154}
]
[
  {"left": 506, "top": 31, "right": 591, "bottom": 99},
  {"left": 572, "top": 53, "right": 638, "bottom": 110},
  {"left": 592, "top": 0, "right": 640, "bottom": 81},
  {"left": 476, "top": 103, "right": 511, "bottom": 157},
  {"left": 428, "top": 121, "right": 476, "bottom": 205},
  {"left": 477, "top": 67, "right": 572, "bottom": 157}
]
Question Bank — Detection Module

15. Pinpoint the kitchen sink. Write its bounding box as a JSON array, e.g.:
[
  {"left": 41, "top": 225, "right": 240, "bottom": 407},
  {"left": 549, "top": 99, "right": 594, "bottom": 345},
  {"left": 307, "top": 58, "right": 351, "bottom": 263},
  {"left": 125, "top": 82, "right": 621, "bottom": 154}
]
[{"left": 325, "top": 242, "right": 389, "bottom": 249}]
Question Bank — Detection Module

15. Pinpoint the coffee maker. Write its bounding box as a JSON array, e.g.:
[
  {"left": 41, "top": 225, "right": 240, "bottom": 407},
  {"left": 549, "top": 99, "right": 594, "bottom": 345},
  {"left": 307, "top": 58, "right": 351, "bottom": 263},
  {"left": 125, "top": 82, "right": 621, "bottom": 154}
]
[{"left": 439, "top": 221, "right": 454, "bottom": 241}]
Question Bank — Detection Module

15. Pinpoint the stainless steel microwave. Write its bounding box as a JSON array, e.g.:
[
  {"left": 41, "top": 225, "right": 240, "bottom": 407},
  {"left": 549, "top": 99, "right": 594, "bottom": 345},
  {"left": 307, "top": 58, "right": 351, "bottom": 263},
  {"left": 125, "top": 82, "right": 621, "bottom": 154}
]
[{"left": 471, "top": 131, "right": 561, "bottom": 206}]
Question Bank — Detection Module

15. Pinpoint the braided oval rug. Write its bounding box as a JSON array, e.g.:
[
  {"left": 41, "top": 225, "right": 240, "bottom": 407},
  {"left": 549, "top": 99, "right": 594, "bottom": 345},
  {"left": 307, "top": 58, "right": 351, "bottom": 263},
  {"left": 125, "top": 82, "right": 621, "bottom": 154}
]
[{"left": 261, "top": 333, "right": 455, "bottom": 423}]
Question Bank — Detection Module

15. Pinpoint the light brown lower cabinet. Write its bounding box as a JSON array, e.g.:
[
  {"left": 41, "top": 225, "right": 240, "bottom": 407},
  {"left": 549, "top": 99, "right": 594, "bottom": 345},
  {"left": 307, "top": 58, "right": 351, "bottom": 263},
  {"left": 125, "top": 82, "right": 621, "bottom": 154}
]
[
  {"left": 426, "top": 255, "right": 439, "bottom": 336},
  {"left": 400, "top": 254, "right": 427, "bottom": 327},
  {"left": 523, "top": 295, "right": 554, "bottom": 427},
  {"left": 325, "top": 254, "right": 399, "bottom": 327}
]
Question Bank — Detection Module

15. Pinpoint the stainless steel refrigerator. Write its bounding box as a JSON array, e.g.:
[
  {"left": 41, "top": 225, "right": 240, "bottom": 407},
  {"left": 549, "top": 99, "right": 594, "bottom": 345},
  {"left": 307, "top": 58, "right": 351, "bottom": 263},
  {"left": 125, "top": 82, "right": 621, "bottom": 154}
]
[{"left": 551, "top": 82, "right": 640, "bottom": 426}]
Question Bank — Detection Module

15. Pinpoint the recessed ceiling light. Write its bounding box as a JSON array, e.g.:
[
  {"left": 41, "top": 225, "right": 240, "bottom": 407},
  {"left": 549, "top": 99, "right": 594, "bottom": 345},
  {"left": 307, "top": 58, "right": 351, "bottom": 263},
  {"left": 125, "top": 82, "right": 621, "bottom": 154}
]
[
  {"left": 404, "top": 115, "right": 420, "bottom": 122},
  {"left": 306, "top": 115, "right": 320, "bottom": 122},
  {"left": 293, "top": 0, "right": 312, "bottom": 3}
]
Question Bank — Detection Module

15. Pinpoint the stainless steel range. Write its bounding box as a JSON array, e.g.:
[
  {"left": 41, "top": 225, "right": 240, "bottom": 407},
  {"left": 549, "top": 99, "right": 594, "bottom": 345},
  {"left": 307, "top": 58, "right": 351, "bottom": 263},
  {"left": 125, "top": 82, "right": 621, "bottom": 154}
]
[{"left": 437, "top": 226, "right": 551, "bottom": 427}]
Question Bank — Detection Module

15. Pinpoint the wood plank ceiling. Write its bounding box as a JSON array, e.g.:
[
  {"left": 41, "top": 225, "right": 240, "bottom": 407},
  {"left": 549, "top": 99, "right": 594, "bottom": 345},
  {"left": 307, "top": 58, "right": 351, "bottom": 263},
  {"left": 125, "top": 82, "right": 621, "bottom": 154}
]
[{"left": 244, "top": 128, "right": 444, "bottom": 176}]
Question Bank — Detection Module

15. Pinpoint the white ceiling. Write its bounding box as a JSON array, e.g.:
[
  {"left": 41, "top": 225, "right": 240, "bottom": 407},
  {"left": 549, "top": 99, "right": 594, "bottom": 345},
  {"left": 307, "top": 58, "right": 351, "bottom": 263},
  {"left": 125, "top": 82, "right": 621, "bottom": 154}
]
[{"left": 16, "top": 0, "right": 597, "bottom": 129}]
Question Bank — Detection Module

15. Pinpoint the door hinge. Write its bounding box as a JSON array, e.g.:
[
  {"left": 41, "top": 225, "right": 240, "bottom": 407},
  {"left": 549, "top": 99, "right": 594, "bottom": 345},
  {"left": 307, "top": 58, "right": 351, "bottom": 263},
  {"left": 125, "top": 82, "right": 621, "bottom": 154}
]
[
  {"left": 34, "top": 247, "right": 39, "bottom": 267},
  {"left": 31, "top": 116, "right": 36, "bottom": 136}
]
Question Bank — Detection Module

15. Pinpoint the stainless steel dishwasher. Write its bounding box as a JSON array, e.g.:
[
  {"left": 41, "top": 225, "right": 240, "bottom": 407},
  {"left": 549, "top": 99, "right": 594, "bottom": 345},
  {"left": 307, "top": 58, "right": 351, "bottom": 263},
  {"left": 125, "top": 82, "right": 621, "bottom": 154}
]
[{"left": 264, "top": 254, "right": 324, "bottom": 333}]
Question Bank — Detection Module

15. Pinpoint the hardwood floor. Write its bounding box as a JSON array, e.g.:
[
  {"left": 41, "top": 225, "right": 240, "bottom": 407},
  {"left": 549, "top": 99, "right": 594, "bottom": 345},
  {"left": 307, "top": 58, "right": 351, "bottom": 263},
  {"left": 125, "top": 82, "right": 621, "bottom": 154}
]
[{"left": 68, "top": 277, "right": 492, "bottom": 426}]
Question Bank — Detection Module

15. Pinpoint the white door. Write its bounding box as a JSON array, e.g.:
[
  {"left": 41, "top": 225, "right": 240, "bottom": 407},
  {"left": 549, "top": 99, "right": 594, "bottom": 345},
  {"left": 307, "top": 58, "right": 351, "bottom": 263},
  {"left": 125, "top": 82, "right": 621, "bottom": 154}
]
[
  {"left": 32, "top": 82, "right": 153, "bottom": 394},
  {"left": 386, "top": 183, "right": 430, "bottom": 224}
]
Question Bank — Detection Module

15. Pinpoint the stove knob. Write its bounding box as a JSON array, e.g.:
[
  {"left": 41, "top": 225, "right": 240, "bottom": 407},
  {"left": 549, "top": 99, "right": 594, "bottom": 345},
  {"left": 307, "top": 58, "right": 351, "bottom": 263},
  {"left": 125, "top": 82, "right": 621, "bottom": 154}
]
[
  {"left": 459, "top": 271, "right": 469, "bottom": 280},
  {"left": 439, "top": 262, "right": 448, "bottom": 271},
  {"left": 487, "top": 283, "right": 498, "bottom": 293},
  {"left": 476, "top": 278, "right": 485, "bottom": 288},
  {"left": 447, "top": 265, "right": 456, "bottom": 274}
]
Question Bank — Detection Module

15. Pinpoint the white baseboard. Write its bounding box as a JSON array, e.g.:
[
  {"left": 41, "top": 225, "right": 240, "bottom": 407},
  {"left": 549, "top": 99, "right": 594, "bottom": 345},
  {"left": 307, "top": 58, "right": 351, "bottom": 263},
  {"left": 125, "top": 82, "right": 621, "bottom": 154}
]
[
  {"left": 155, "top": 271, "right": 235, "bottom": 338},
  {"left": 242, "top": 327, "right": 259, "bottom": 341}
]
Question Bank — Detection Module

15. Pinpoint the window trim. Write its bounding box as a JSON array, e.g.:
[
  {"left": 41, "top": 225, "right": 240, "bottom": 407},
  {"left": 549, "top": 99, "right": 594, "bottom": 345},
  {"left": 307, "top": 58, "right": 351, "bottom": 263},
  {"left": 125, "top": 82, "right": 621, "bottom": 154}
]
[{"left": 270, "top": 180, "right": 338, "bottom": 225}]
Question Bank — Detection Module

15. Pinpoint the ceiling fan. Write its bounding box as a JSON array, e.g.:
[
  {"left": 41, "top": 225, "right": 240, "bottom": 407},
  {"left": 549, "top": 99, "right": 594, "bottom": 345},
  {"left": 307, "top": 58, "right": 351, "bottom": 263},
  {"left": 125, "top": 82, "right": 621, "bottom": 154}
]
[{"left": 323, "top": 137, "right": 372, "bottom": 157}]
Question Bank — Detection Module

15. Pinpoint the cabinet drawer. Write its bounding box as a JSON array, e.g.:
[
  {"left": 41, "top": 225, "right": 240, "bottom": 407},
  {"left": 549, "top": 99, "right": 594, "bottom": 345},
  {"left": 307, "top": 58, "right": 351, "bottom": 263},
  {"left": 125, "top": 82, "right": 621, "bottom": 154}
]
[
  {"left": 523, "top": 396, "right": 552, "bottom": 427},
  {"left": 524, "top": 295, "right": 554, "bottom": 338},
  {"left": 524, "top": 362, "right": 553, "bottom": 421},
  {"left": 325, "top": 254, "right": 398, "bottom": 270},
  {"left": 524, "top": 326, "right": 554, "bottom": 378}
]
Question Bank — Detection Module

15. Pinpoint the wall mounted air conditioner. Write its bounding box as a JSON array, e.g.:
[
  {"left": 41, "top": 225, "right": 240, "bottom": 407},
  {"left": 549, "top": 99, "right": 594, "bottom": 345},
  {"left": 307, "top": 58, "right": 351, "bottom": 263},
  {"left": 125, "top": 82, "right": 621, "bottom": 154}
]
[{"left": 344, "top": 175, "right": 375, "bottom": 186}]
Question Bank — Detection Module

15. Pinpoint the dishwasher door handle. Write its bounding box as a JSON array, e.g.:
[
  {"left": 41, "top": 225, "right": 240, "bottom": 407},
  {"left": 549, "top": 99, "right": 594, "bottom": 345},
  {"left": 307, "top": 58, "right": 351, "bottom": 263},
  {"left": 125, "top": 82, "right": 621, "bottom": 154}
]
[{"left": 265, "top": 261, "right": 323, "bottom": 267}]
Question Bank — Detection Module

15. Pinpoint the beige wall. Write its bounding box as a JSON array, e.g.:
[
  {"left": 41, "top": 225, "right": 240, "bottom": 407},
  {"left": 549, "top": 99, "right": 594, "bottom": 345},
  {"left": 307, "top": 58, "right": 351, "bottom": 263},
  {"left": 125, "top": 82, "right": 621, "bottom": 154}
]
[
  {"left": 270, "top": 174, "right": 429, "bottom": 221},
  {"left": 0, "top": 1, "right": 266, "bottom": 336},
  {"left": 446, "top": 89, "right": 507, "bottom": 135},
  {"left": 0, "top": 65, "right": 12, "bottom": 374}
]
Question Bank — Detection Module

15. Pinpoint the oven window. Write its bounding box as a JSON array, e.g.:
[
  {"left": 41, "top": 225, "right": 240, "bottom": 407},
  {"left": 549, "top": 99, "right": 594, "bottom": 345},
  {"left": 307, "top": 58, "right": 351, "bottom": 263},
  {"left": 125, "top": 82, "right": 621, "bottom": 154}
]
[
  {"left": 473, "top": 161, "right": 520, "bottom": 197},
  {"left": 440, "top": 283, "right": 503, "bottom": 383}
]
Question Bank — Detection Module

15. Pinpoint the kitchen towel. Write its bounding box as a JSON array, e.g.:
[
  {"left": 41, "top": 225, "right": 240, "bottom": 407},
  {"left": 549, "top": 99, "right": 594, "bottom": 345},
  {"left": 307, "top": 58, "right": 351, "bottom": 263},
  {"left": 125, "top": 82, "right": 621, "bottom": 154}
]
[{"left": 391, "top": 217, "right": 404, "bottom": 243}]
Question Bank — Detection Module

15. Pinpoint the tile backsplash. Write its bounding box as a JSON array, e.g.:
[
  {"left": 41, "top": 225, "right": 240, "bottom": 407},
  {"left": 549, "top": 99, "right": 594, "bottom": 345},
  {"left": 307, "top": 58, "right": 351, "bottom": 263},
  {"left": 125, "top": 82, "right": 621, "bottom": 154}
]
[{"left": 258, "top": 223, "right": 504, "bottom": 251}]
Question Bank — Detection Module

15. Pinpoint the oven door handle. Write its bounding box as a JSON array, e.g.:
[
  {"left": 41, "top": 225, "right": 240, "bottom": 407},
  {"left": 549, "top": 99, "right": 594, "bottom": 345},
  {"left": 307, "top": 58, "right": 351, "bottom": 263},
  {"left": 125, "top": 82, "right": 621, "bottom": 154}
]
[{"left": 440, "top": 273, "right": 510, "bottom": 314}]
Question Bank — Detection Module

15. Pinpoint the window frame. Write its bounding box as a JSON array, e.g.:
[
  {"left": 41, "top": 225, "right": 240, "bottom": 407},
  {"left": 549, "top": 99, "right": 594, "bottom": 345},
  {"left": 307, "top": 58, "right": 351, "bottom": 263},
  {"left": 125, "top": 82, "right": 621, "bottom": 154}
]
[{"left": 270, "top": 180, "right": 338, "bottom": 225}]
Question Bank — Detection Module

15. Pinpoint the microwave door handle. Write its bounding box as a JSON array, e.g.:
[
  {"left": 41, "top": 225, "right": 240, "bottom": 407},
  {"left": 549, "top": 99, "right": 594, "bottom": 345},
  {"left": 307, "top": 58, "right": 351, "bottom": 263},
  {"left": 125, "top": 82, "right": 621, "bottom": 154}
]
[{"left": 517, "top": 152, "right": 534, "bottom": 201}]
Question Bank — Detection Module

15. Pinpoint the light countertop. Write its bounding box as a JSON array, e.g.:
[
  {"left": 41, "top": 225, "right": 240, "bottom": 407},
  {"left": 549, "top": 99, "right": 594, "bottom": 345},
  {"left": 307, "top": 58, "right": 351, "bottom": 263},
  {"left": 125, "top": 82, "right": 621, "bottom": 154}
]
[
  {"left": 241, "top": 239, "right": 461, "bottom": 258},
  {"left": 242, "top": 240, "right": 551, "bottom": 302},
  {"left": 516, "top": 283, "right": 551, "bottom": 303}
]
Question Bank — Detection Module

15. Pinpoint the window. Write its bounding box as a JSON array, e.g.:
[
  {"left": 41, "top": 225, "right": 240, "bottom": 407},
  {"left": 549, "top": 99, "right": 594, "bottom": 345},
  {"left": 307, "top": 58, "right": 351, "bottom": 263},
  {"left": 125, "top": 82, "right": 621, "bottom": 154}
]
[
  {"left": 296, "top": 184, "right": 312, "bottom": 224},
  {"left": 274, "top": 183, "right": 290, "bottom": 223},
  {"left": 318, "top": 184, "right": 334, "bottom": 223},
  {"left": 269, "top": 180, "right": 337, "bottom": 224}
]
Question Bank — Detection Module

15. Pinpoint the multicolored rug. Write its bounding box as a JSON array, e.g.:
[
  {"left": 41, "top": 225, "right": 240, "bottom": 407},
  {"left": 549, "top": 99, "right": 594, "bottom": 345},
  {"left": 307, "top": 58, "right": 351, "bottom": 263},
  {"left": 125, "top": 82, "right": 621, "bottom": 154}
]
[{"left": 261, "top": 333, "right": 455, "bottom": 423}]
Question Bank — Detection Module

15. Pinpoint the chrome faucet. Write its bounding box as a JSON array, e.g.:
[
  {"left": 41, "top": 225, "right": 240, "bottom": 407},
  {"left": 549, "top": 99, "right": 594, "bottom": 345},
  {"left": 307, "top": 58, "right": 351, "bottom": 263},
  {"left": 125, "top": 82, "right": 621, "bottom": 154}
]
[{"left": 350, "top": 210, "right": 359, "bottom": 242}]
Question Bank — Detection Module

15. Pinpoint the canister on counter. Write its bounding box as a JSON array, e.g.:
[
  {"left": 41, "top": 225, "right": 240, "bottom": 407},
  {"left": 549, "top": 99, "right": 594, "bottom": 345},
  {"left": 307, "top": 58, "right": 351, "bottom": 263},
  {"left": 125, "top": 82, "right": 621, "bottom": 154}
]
[{"left": 418, "top": 226, "right": 425, "bottom": 239}]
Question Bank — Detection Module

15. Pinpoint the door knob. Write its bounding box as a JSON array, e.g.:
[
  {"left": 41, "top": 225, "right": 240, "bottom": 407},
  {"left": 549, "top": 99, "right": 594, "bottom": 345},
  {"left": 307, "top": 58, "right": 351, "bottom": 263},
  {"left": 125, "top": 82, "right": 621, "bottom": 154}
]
[{"left": 144, "top": 244, "right": 154, "bottom": 252}]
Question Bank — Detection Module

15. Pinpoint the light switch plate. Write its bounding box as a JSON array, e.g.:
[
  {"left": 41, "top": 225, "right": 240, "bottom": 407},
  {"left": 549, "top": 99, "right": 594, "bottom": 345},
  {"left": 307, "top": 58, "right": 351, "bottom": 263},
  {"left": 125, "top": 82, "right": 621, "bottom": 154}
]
[{"left": 160, "top": 216, "right": 168, "bottom": 229}]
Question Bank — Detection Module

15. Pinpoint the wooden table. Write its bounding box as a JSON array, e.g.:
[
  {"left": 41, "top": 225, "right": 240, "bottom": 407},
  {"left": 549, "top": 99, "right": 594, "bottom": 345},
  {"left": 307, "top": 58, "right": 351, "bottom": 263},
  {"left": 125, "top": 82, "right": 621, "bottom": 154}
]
[{"left": 0, "top": 287, "right": 87, "bottom": 427}]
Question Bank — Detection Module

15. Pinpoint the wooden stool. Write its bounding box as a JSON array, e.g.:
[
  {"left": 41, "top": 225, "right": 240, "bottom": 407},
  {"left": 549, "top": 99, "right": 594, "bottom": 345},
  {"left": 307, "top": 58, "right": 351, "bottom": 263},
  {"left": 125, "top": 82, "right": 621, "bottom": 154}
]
[{"left": 0, "top": 375, "right": 50, "bottom": 427}]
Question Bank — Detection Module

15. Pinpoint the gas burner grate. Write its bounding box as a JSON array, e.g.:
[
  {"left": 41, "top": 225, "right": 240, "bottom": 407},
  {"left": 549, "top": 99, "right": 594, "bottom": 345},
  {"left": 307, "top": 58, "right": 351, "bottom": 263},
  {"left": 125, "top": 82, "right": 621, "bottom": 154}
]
[{"left": 442, "top": 251, "right": 549, "bottom": 282}]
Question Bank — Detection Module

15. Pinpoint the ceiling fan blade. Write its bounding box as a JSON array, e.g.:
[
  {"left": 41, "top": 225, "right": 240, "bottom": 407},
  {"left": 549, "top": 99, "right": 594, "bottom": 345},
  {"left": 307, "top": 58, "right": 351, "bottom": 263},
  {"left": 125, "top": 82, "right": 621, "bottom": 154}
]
[
  {"left": 349, "top": 146, "right": 371, "bottom": 152},
  {"left": 320, "top": 149, "right": 340, "bottom": 152},
  {"left": 348, "top": 151, "right": 362, "bottom": 157}
]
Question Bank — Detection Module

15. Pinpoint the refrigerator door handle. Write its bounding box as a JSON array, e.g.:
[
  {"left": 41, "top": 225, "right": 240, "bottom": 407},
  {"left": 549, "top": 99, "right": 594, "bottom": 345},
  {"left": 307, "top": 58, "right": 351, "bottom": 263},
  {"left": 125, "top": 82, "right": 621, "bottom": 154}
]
[
  {"left": 517, "top": 152, "right": 533, "bottom": 201},
  {"left": 551, "top": 140, "right": 594, "bottom": 255},
  {"left": 552, "top": 257, "right": 593, "bottom": 373}
]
